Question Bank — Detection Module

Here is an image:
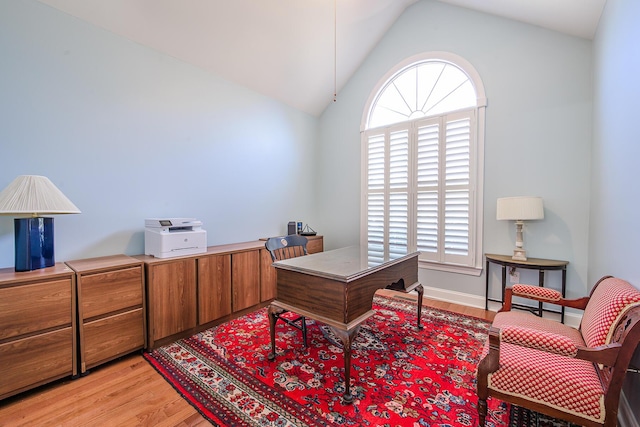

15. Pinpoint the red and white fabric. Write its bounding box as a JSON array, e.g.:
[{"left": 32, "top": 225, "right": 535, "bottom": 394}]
[
  {"left": 488, "top": 342, "right": 605, "bottom": 423},
  {"left": 580, "top": 277, "right": 640, "bottom": 347},
  {"left": 512, "top": 284, "right": 562, "bottom": 302},
  {"left": 500, "top": 325, "right": 578, "bottom": 357}
]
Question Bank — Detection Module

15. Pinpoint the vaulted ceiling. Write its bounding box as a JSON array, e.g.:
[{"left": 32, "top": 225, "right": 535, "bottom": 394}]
[{"left": 37, "top": 0, "right": 606, "bottom": 116}]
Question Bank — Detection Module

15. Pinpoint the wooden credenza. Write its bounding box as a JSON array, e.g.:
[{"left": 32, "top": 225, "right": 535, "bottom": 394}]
[
  {"left": 135, "top": 241, "right": 268, "bottom": 349},
  {"left": 66, "top": 255, "right": 146, "bottom": 374},
  {"left": 0, "top": 263, "right": 77, "bottom": 400},
  {"left": 135, "top": 236, "right": 323, "bottom": 349}
]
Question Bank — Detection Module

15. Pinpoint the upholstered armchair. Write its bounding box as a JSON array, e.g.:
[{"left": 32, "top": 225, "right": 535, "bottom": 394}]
[{"left": 477, "top": 276, "right": 640, "bottom": 427}]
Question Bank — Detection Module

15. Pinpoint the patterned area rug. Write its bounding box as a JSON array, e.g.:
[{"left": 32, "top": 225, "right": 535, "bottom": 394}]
[{"left": 144, "top": 294, "right": 542, "bottom": 426}]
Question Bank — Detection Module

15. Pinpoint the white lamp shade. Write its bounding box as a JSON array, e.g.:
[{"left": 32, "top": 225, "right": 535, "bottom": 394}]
[
  {"left": 0, "top": 175, "right": 81, "bottom": 215},
  {"left": 496, "top": 196, "right": 543, "bottom": 221}
]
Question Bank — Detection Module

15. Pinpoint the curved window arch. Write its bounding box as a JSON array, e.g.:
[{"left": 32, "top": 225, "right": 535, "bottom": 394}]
[{"left": 361, "top": 52, "right": 486, "bottom": 274}]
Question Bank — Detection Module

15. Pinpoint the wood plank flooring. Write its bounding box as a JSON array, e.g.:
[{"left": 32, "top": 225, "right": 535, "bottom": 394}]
[{"left": 0, "top": 292, "right": 495, "bottom": 426}]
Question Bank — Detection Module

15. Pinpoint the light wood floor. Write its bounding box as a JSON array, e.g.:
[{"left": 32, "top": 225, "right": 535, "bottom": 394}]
[{"left": 0, "top": 293, "right": 495, "bottom": 426}]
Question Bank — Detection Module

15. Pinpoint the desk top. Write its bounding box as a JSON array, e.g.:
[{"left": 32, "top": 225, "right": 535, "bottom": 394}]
[{"left": 273, "top": 246, "right": 419, "bottom": 282}]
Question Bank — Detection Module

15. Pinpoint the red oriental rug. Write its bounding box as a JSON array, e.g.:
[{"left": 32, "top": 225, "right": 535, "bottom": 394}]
[{"left": 144, "top": 294, "right": 558, "bottom": 427}]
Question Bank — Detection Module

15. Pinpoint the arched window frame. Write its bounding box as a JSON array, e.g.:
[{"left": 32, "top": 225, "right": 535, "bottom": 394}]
[{"left": 360, "top": 52, "right": 487, "bottom": 275}]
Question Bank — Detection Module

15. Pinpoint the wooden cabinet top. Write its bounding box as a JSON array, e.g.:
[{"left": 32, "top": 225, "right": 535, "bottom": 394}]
[
  {"left": 0, "top": 263, "right": 74, "bottom": 285},
  {"left": 133, "top": 240, "right": 266, "bottom": 265},
  {"left": 260, "top": 235, "right": 323, "bottom": 241},
  {"left": 65, "top": 254, "right": 143, "bottom": 274}
]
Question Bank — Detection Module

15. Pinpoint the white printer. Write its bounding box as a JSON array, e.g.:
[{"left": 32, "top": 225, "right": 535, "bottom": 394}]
[{"left": 144, "top": 218, "right": 207, "bottom": 258}]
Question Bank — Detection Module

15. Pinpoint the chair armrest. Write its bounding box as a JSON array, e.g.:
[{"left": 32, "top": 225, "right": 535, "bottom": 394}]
[
  {"left": 498, "top": 325, "right": 622, "bottom": 365},
  {"left": 576, "top": 343, "right": 622, "bottom": 366},
  {"left": 500, "top": 284, "right": 590, "bottom": 312},
  {"left": 513, "top": 284, "right": 562, "bottom": 302},
  {"left": 500, "top": 325, "right": 578, "bottom": 357}
]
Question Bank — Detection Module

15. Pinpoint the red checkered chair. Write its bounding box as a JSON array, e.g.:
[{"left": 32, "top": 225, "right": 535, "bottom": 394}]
[{"left": 477, "top": 276, "right": 640, "bottom": 427}]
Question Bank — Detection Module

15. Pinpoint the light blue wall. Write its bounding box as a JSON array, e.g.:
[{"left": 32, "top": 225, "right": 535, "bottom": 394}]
[
  {"left": 0, "top": 1, "right": 319, "bottom": 268},
  {"left": 591, "top": 0, "right": 640, "bottom": 287},
  {"left": 591, "top": 0, "right": 640, "bottom": 414},
  {"left": 318, "top": 0, "right": 593, "bottom": 299}
]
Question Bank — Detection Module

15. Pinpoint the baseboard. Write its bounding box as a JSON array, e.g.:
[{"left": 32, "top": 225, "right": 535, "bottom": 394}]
[
  {"left": 422, "top": 285, "right": 583, "bottom": 328},
  {"left": 619, "top": 391, "right": 639, "bottom": 427}
]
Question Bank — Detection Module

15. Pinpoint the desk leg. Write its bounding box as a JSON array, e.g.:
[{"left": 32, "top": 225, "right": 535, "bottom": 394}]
[
  {"left": 328, "top": 325, "right": 361, "bottom": 404},
  {"left": 267, "top": 305, "right": 284, "bottom": 361},
  {"left": 415, "top": 284, "right": 424, "bottom": 330}
]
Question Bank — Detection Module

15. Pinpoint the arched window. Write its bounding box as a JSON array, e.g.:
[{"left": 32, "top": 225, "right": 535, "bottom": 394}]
[{"left": 361, "top": 52, "right": 486, "bottom": 274}]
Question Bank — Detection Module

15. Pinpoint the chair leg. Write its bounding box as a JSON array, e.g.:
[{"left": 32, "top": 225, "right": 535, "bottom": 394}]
[
  {"left": 478, "top": 398, "right": 487, "bottom": 427},
  {"left": 301, "top": 317, "right": 308, "bottom": 347}
]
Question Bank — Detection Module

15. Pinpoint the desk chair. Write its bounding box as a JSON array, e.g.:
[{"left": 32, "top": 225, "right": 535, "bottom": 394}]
[{"left": 265, "top": 235, "right": 309, "bottom": 347}]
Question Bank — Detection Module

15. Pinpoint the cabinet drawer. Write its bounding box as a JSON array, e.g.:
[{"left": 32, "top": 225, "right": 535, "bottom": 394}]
[
  {"left": 82, "top": 308, "right": 144, "bottom": 371},
  {"left": 80, "top": 266, "right": 143, "bottom": 319},
  {"left": 0, "top": 327, "right": 74, "bottom": 399},
  {"left": 0, "top": 279, "right": 72, "bottom": 341}
]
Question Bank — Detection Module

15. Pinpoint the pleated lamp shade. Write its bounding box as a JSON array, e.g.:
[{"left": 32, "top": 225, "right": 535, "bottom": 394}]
[
  {"left": 496, "top": 196, "right": 544, "bottom": 261},
  {"left": 0, "top": 175, "right": 80, "bottom": 272},
  {"left": 496, "top": 196, "right": 544, "bottom": 221},
  {"left": 0, "top": 175, "right": 80, "bottom": 215}
]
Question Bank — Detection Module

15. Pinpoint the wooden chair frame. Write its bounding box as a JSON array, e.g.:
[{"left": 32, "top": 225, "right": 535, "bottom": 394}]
[{"left": 265, "top": 235, "right": 309, "bottom": 347}]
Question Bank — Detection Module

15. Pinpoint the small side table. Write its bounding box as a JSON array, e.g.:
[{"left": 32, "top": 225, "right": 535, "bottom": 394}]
[{"left": 485, "top": 253, "right": 569, "bottom": 322}]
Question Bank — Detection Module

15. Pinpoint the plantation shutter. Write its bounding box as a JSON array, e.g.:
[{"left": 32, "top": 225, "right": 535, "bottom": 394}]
[
  {"left": 443, "top": 111, "right": 473, "bottom": 265},
  {"left": 389, "top": 129, "right": 409, "bottom": 259},
  {"left": 416, "top": 118, "right": 440, "bottom": 261},
  {"left": 365, "top": 109, "right": 475, "bottom": 266},
  {"left": 366, "top": 132, "right": 385, "bottom": 263}
]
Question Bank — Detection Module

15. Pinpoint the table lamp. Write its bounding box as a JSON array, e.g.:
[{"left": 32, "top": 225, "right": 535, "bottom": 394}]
[
  {"left": 0, "top": 175, "right": 81, "bottom": 271},
  {"left": 496, "top": 196, "right": 544, "bottom": 261}
]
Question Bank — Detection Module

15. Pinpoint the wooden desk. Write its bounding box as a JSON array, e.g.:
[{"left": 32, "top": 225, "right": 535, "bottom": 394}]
[
  {"left": 485, "top": 253, "right": 568, "bottom": 322},
  {"left": 267, "top": 246, "right": 422, "bottom": 403}
]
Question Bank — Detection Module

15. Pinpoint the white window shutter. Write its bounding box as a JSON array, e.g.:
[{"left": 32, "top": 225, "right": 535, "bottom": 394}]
[{"left": 443, "top": 112, "right": 473, "bottom": 265}]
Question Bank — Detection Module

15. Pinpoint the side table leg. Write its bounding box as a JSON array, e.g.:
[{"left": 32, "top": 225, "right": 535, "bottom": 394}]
[
  {"left": 415, "top": 284, "right": 424, "bottom": 330},
  {"left": 328, "top": 325, "right": 361, "bottom": 404}
]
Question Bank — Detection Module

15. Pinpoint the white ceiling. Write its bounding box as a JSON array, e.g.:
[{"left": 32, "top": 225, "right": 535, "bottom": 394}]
[{"left": 36, "top": 0, "right": 606, "bottom": 116}]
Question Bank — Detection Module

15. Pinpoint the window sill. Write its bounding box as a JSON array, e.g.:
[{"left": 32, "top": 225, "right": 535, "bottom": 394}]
[{"left": 418, "top": 260, "right": 483, "bottom": 276}]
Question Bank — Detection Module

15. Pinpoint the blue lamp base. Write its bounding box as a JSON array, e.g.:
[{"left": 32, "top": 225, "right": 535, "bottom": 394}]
[{"left": 14, "top": 217, "right": 55, "bottom": 272}]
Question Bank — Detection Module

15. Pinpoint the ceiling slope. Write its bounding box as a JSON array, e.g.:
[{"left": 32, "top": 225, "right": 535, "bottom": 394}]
[{"left": 36, "top": 0, "right": 604, "bottom": 116}]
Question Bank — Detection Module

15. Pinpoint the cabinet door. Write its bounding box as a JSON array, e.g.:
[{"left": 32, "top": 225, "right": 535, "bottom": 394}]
[
  {"left": 260, "top": 248, "right": 277, "bottom": 302},
  {"left": 232, "top": 250, "right": 260, "bottom": 312},
  {"left": 148, "top": 259, "right": 197, "bottom": 342},
  {"left": 198, "top": 254, "right": 232, "bottom": 324},
  {"left": 306, "top": 236, "right": 323, "bottom": 254}
]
